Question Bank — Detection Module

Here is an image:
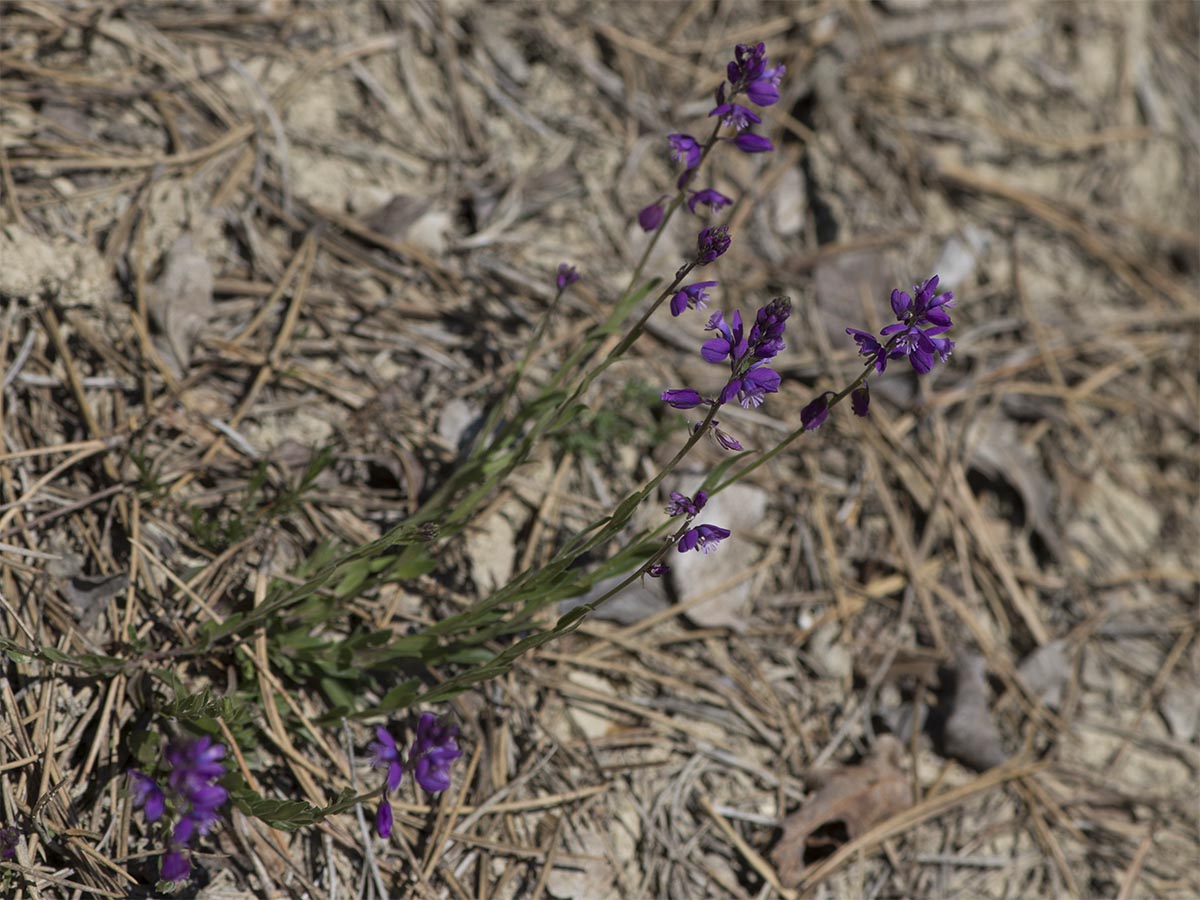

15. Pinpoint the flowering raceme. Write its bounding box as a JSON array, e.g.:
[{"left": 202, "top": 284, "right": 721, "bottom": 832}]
[
  {"left": 371, "top": 713, "right": 463, "bottom": 838},
  {"left": 804, "top": 274, "right": 957, "bottom": 429},
  {"left": 128, "top": 736, "right": 228, "bottom": 883},
  {"left": 637, "top": 42, "right": 783, "bottom": 230},
  {"left": 661, "top": 296, "right": 791, "bottom": 453}
]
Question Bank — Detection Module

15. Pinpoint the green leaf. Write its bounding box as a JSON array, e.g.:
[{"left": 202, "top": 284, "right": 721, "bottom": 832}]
[{"left": 233, "top": 785, "right": 358, "bottom": 830}]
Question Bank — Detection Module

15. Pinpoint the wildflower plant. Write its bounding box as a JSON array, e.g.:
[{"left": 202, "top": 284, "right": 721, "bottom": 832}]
[{"left": 1, "top": 40, "right": 958, "bottom": 889}]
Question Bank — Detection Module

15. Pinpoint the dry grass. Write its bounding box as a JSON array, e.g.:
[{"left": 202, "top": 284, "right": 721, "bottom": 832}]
[{"left": 1, "top": 1, "right": 1197, "bottom": 898}]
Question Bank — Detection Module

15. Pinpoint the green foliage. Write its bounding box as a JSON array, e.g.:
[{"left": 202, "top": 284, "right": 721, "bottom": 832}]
[
  {"left": 555, "top": 379, "right": 671, "bottom": 461},
  {"left": 187, "top": 447, "right": 336, "bottom": 552},
  {"left": 229, "top": 782, "right": 358, "bottom": 830}
]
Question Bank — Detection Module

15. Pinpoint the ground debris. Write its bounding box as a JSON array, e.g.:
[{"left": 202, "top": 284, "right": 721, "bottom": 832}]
[{"left": 770, "top": 735, "right": 911, "bottom": 887}]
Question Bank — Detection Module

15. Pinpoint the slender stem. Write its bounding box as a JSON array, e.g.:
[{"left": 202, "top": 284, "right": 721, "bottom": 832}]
[
  {"left": 714, "top": 363, "right": 874, "bottom": 493},
  {"left": 616, "top": 119, "right": 725, "bottom": 311},
  {"left": 471, "top": 285, "right": 568, "bottom": 457}
]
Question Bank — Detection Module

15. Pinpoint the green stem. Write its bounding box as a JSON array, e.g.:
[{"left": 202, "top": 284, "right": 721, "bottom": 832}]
[{"left": 714, "top": 363, "right": 874, "bottom": 494}]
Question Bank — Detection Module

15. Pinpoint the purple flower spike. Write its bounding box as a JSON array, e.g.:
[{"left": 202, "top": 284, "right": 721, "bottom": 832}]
[
  {"left": 556, "top": 263, "right": 579, "bottom": 291},
  {"left": 687, "top": 189, "right": 732, "bottom": 215},
  {"left": 801, "top": 394, "right": 833, "bottom": 430},
  {"left": 696, "top": 225, "right": 731, "bottom": 265},
  {"left": 647, "top": 562, "right": 670, "bottom": 578},
  {"left": 638, "top": 197, "right": 667, "bottom": 231},
  {"left": 370, "top": 726, "right": 405, "bottom": 792},
  {"left": 678, "top": 523, "right": 731, "bottom": 554},
  {"left": 376, "top": 799, "right": 394, "bottom": 838},
  {"left": 749, "top": 297, "right": 791, "bottom": 359},
  {"left": 727, "top": 43, "right": 768, "bottom": 93},
  {"left": 408, "top": 713, "right": 463, "bottom": 795},
  {"left": 732, "top": 132, "right": 774, "bottom": 154},
  {"left": 846, "top": 328, "right": 888, "bottom": 373},
  {"left": 662, "top": 388, "right": 707, "bottom": 409},
  {"left": 127, "top": 736, "right": 227, "bottom": 884},
  {"left": 670, "top": 281, "right": 718, "bottom": 317},
  {"left": 129, "top": 771, "right": 166, "bottom": 822},
  {"left": 851, "top": 383, "right": 871, "bottom": 417},
  {"left": 668, "top": 134, "right": 702, "bottom": 170}
]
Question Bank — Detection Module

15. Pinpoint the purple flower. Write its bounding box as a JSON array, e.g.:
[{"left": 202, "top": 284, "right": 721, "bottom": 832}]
[
  {"left": 678, "top": 523, "right": 731, "bottom": 554},
  {"left": 164, "top": 737, "right": 226, "bottom": 798},
  {"left": 129, "top": 771, "right": 166, "bottom": 822},
  {"left": 665, "top": 490, "right": 707, "bottom": 517},
  {"left": 723, "top": 43, "right": 784, "bottom": 107},
  {"left": 696, "top": 422, "right": 739, "bottom": 453},
  {"left": 851, "top": 383, "right": 870, "bottom": 417},
  {"left": 638, "top": 197, "right": 667, "bottom": 231},
  {"left": 661, "top": 388, "right": 707, "bottom": 409},
  {"left": 376, "top": 799, "right": 394, "bottom": 838},
  {"left": 848, "top": 274, "right": 957, "bottom": 376},
  {"left": 846, "top": 328, "right": 888, "bottom": 373},
  {"left": 556, "top": 263, "right": 579, "bottom": 291},
  {"left": 709, "top": 102, "right": 761, "bottom": 130},
  {"left": 668, "top": 134, "right": 702, "bottom": 170},
  {"left": 881, "top": 324, "right": 953, "bottom": 374},
  {"left": 701, "top": 309, "right": 745, "bottom": 363},
  {"left": 647, "top": 562, "right": 670, "bottom": 578},
  {"left": 722, "top": 363, "right": 781, "bottom": 408},
  {"left": 670, "top": 280, "right": 718, "bottom": 316},
  {"left": 801, "top": 393, "right": 833, "bottom": 430},
  {"left": 708, "top": 420, "right": 743, "bottom": 451},
  {"left": 370, "top": 726, "right": 405, "bottom": 792},
  {"left": 696, "top": 225, "right": 731, "bottom": 265},
  {"left": 686, "top": 189, "right": 732, "bottom": 215},
  {"left": 891, "top": 275, "right": 955, "bottom": 329},
  {"left": 161, "top": 849, "right": 192, "bottom": 882},
  {"left": 0, "top": 825, "right": 18, "bottom": 861},
  {"left": 408, "top": 713, "right": 463, "bottom": 794},
  {"left": 746, "top": 64, "right": 785, "bottom": 106},
  {"left": 732, "top": 132, "right": 774, "bottom": 154}
]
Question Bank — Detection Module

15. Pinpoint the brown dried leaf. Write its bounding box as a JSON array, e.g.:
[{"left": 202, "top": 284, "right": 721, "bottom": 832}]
[{"left": 771, "top": 735, "right": 911, "bottom": 887}]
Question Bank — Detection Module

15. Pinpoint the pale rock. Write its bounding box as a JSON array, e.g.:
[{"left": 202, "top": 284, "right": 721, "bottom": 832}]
[
  {"left": 437, "top": 397, "right": 481, "bottom": 451},
  {"left": 464, "top": 506, "right": 518, "bottom": 595},
  {"left": 1160, "top": 683, "right": 1200, "bottom": 742},
  {"left": 771, "top": 166, "right": 807, "bottom": 237}
]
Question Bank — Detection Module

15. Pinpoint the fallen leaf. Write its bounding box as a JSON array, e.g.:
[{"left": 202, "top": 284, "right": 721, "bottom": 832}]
[
  {"left": 147, "top": 234, "right": 214, "bottom": 373},
  {"left": 771, "top": 735, "right": 911, "bottom": 886}
]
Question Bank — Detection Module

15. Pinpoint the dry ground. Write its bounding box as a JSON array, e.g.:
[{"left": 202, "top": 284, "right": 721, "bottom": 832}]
[{"left": 1, "top": 1, "right": 1198, "bottom": 899}]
